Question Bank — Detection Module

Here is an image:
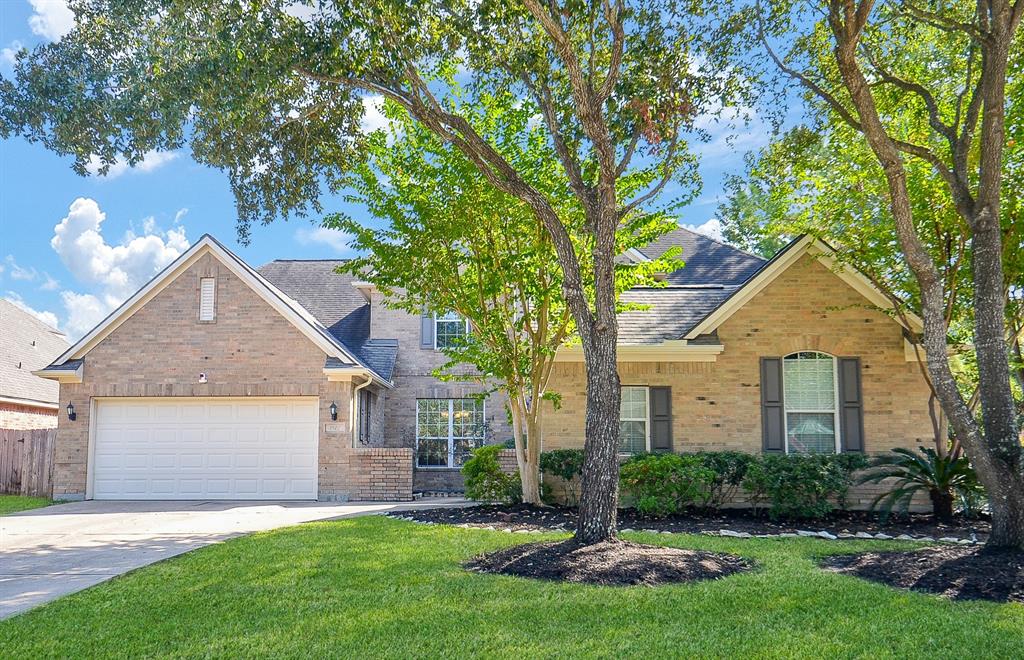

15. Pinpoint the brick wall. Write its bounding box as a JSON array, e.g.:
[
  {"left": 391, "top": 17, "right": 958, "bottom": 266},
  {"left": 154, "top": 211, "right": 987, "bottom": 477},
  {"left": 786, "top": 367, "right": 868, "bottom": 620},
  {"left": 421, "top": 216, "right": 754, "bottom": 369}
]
[
  {"left": 52, "top": 251, "right": 364, "bottom": 500},
  {"left": 368, "top": 288, "right": 513, "bottom": 492},
  {"left": 0, "top": 402, "right": 58, "bottom": 430},
  {"left": 345, "top": 447, "right": 414, "bottom": 501},
  {"left": 539, "top": 254, "right": 936, "bottom": 511}
]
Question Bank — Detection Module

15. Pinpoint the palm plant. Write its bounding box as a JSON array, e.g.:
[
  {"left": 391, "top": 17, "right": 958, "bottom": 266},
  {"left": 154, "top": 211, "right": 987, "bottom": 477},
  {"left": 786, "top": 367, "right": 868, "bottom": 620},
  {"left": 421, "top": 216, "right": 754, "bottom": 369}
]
[{"left": 858, "top": 447, "right": 983, "bottom": 522}]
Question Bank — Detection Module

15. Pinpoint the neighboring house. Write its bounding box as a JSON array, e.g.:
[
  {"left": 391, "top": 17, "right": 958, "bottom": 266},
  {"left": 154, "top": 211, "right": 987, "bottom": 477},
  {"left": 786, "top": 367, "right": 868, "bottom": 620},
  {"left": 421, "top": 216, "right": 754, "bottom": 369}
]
[
  {"left": 36, "top": 228, "right": 934, "bottom": 506},
  {"left": 1, "top": 299, "right": 69, "bottom": 429}
]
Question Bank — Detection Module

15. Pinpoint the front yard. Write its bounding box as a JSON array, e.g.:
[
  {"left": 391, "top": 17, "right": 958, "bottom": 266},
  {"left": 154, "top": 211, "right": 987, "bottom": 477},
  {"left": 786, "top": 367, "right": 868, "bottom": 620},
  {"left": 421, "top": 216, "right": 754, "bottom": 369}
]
[
  {"left": 2, "top": 516, "right": 1021, "bottom": 657},
  {"left": 0, "top": 495, "right": 50, "bottom": 516}
]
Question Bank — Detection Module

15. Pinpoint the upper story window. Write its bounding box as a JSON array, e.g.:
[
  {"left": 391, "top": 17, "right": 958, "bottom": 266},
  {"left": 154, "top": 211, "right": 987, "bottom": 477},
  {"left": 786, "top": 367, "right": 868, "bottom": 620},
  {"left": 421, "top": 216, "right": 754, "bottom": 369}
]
[
  {"left": 783, "top": 351, "right": 839, "bottom": 454},
  {"left": 434, "top": 311, "right": 468, "bottom": 349},
  {"left": 199, "top": 278, "right": 216, "bottom": 321},
  {"left": 619, "top": 386, "right": 650, "bottom": 454}
]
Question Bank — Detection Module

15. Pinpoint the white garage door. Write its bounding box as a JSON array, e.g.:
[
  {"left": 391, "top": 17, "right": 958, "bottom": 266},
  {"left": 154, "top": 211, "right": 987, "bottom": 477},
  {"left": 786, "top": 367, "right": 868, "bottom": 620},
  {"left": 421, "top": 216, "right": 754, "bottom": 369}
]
[{"left": 92, "top": 398, "right": 319, "bottom": 500}]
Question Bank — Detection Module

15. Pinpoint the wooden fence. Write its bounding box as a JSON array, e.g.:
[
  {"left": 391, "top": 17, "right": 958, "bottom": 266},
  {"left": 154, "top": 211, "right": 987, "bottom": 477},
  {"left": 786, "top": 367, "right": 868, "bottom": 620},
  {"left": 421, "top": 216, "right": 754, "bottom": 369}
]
[{"left": 0, "top": 428, "right": 56, "bottom": 498}]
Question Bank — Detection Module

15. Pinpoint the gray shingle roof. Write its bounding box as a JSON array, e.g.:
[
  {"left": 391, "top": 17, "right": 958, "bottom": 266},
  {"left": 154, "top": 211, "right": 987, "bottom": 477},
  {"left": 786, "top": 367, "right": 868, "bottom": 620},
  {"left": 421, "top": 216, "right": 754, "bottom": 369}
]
[
  {"left": 617, "top": 286, "right": 738, "bottom": 344},
  {"left": 639, "top": 226, "right": 766, "bottom": 285},
  {"left": 258, "top": 260, "right": 398, "bottom": 380},
  {"left": 0, "top": 299, "right": 69, "bottom": 405}
]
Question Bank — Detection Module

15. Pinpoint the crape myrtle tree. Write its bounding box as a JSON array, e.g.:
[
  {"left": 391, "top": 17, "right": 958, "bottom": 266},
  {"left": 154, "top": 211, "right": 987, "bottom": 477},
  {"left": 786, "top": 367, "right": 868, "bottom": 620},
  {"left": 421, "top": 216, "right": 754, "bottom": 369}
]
[
  {"left": 749, "top": 0, "right": 1024, "bottom": 547},
  {"left": 0, "top": 1, "right": 751, "bottom": 543},
  {"left": 335, "top": 97, "right": 680, "bottom": 504}
]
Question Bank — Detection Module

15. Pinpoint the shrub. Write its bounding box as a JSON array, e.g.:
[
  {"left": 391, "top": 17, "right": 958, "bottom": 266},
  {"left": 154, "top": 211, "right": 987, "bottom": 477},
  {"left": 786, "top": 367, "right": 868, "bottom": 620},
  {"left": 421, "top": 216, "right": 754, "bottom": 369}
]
[
  {"left": 858, "top": 446, "right": 983, "bottom": 522},
  {"left": 742, "top": 453, "right": 867, "bottom": 520},
  {"left": 539, "top": 449, "right": 585, "bottom": 505},
  {"left": 695, "top": 451, "right": 757, "bottom": 509},
  {"left": 619, "top": 453, "right": 716, "bottom": 517},
  {"left": 462, "top": 445, "right": 519, "bottom": 503}
]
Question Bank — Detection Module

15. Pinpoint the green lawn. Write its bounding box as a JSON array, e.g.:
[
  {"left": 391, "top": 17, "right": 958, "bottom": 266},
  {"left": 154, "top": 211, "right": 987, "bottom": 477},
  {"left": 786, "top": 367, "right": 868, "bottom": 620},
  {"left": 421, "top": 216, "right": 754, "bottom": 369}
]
[
  {"left": 2, "top": 517, "right": 1021, "bottom": 658},
  {"left": 0, "top": 495, "right": 50, "bottom": 516}
]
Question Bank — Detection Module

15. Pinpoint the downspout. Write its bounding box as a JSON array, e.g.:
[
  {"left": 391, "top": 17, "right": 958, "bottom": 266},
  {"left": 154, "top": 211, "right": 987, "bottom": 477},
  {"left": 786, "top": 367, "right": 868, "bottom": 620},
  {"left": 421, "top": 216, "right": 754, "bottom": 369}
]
[{"left": 350, "top": 374, "right": 373, "bottom": 448}]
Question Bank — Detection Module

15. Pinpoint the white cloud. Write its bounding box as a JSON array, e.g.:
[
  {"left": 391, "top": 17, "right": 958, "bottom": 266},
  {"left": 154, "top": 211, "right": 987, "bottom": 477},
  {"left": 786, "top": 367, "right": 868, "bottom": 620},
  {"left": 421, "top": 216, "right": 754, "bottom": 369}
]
[
  {"left": 1, "top": 40, "right": 24, "bottom": 69},
  {"left": 684, "top": 218, "right": 725, "bottom": 242},
  {"left": 85, "top": 150, "right": 179, "bottom": 179},
  {"left": 5, "top": 255, "right": 38, "bottom": 281},
  {"left": 295, "top": 226, "right": 353, "bottom": 254},
  {"left": 691, "top": 104, "right": 769, "bottom": 159},
  {"left": 50, "top": 198, "right": 190, "bottom": 338},
  {"left": 60, "top": 291, "right": 109, "bottom": 338},
  {"left": 361, "top": 95, "right": 390, "bottom": 134},
  {"left": 4, "top": 292, "right": 60, "bottom": 330},
  {"left": 28, "top": 0, "right": 74, "bottom": 42},
  {"left": 173, "top": 208, "right": 189, "bottom": 224},
  {"left": 40, "top": 272, "right": 60, "bottom": 291}
]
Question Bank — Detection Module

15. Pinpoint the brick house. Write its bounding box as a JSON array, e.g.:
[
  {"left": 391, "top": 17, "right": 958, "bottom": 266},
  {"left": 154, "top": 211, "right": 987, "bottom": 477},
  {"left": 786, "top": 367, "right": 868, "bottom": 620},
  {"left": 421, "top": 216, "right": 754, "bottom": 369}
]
[
  {"left": 1, "top": 299, "right": 69, "bottom": 429},
  {"left": 36, "top": 229, "right": 934, "bottom": 504}
]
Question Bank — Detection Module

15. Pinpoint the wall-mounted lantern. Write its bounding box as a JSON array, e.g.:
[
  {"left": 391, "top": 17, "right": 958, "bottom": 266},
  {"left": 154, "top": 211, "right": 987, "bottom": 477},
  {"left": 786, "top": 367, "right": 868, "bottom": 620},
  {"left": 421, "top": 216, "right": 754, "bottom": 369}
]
[
  {"left": 67, "top": 402, "right": 76, "bottom": 421},
  {"left": 329, "top": 401, "right": 338, "bottom": 421}
]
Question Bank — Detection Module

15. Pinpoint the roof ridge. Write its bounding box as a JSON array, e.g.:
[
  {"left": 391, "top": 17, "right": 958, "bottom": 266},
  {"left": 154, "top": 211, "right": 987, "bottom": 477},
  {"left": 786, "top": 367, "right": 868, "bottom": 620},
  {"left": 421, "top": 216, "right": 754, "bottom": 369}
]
[
  {"left": 673, "top": 225, "right": 767, "bottom": 262},
  {"left": 263, "top": 258, "right": 353, "bottom": 263}
]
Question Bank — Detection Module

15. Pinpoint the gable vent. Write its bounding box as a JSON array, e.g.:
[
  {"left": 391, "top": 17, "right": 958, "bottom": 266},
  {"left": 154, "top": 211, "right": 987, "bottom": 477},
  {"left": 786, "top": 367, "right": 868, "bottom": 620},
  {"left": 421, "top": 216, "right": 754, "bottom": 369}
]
[{"left": 199, "top": 277, "right": 216, "bottom": 321}]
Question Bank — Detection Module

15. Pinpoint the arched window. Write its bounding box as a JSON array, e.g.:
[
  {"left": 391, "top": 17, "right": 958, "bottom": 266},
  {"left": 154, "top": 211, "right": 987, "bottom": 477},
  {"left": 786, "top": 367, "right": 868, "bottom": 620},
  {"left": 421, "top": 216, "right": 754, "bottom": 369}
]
[{"left": 782, "top": 351, "right": 839, "bottom": 454}]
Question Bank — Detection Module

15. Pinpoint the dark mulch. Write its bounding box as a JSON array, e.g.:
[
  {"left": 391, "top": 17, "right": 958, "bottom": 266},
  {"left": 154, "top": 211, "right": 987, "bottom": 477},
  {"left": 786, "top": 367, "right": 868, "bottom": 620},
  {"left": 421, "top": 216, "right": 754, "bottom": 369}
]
[
  {"left": 822, "top": 545, "right": 1024, "bottom": 603},
  {"left": 465, "top": 539, "right": 752, "bottom": 586},
  {"left": 397, "top": 504, "right": 988, "bottom": 541}
]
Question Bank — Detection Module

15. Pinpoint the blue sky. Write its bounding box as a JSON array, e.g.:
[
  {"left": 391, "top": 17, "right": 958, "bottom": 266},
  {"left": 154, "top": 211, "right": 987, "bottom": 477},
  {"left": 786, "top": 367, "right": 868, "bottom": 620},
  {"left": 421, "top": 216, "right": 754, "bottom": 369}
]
[{"left": 0, "top": 0, "right": 777, "bottom": 340}]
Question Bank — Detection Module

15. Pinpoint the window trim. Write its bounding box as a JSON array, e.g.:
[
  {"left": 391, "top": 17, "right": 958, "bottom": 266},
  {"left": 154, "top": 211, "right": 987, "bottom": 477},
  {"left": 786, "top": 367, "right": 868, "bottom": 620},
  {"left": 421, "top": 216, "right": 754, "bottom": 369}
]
[
  {"left": 433, "top": 311, "right": 469, "bottom": 350},
  {"left": 781, "top": 351, "right": 842, "bottom": 454},
  {"left": 415, "top": 398, "right": 486, "bottom": 469},
  {"left": 618, "top": 385, "right": 651, "bottom": 455}
]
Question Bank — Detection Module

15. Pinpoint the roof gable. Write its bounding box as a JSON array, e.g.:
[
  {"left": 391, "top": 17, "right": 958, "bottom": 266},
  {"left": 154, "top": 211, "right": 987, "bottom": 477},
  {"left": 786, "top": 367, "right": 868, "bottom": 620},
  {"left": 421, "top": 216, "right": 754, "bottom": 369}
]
[
  {"left": 682, "top": 235, "right": 924, "bottom": 340},
  {"left": 45, "top": 235, "right": 389, "bottom": 383}
]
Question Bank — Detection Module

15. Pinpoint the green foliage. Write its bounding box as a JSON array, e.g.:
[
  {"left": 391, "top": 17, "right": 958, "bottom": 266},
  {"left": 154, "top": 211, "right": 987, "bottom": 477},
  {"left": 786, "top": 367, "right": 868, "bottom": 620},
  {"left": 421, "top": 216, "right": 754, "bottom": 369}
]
[
  {"left": 462, "top": 445, "right": 519, "bottom": 504},
  {"left": 741, "top": 454, "right": 868, "bottom": 521},
  {"left": 858, "top": 447, "right": 983, "bottom": 522},
  {"left": 619, "top": 453, "right": 716, "bottom": 517},
  {"left": 539, "top": 449, "right": 586, "bottom": 506},
  {"left": 696, "top": 451, "right": 758, "bottom": 510}
]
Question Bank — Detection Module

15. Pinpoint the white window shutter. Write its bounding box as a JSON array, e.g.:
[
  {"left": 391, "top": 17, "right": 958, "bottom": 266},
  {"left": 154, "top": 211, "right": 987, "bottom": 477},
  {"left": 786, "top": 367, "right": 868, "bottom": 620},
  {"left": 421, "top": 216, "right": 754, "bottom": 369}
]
[{"left": 199, "top": 278, "right": 216, "bottom": 321}]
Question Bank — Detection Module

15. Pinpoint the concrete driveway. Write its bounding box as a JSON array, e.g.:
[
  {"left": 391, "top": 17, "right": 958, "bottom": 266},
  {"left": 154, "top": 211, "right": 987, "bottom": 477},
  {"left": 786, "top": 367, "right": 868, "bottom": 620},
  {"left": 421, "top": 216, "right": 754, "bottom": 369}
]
[{"left": 0, "top": 498, "right": 466, "bottom": 620}]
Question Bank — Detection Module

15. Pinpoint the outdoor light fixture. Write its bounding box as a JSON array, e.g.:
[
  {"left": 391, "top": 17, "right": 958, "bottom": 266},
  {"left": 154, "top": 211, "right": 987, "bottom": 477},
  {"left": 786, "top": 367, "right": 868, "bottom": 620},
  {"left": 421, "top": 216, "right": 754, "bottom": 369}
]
[
  {"left": 66, "top": 403, "right": 76, "bottom": 421},
  {"left": 330, "top": 401, "right": 338, "bottom": 421}
]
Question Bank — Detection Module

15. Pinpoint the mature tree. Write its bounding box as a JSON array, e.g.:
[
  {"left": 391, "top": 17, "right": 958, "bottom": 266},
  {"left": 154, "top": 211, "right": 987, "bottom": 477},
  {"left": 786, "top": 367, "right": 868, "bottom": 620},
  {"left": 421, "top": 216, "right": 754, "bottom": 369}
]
[
  {"left": 1, "top": 1, "right": 745, "bottom": 542},
  {"left": 753, "top": 0, "right": 1024, "bottom": 546},
  {"left": 335, "top": 97, "right": 678, "bottom": 503}
]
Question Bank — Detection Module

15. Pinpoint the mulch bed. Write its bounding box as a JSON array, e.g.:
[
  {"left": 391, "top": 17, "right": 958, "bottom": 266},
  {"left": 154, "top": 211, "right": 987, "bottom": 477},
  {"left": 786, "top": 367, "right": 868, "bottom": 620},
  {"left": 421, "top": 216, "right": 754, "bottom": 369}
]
[
  {"left": 396, "top": 504, "right": 989, "bottom": 541},
  {"left": 822, "top": 546, "right": 1024, "bottom": 603},
  {"left": 465, "top": 539, "right": 752, "bottom": 586}
]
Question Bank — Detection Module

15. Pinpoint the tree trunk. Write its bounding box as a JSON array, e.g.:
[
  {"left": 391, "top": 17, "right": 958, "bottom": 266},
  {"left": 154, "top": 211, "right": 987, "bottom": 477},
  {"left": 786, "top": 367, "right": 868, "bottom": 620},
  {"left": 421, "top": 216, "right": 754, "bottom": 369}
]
[
  {"left": 575, "top": 326, "right": 621, "bottom": 543},
  {"left": 510, "top": 395, "right": 542, "bottom": 505},
  {"left": 929, "top": 489, "right": 954, "bottom": 524},
  {"left": 985, "top": 460, "right": 1024, "bottom": 547}
]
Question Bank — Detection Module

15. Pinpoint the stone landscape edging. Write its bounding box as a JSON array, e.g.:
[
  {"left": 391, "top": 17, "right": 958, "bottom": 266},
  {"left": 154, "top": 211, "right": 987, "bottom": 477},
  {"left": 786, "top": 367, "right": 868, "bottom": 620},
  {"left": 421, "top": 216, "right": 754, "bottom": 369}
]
[{"left": 390, "top": 516, "right": 981, "bottom": 545}]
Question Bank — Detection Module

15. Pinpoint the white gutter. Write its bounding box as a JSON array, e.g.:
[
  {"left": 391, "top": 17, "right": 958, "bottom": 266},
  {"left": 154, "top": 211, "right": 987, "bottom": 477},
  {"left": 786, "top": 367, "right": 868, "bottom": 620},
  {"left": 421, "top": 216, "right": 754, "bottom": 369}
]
[{"left": 350, "top": 374, "right": 373, "bottom": 447}]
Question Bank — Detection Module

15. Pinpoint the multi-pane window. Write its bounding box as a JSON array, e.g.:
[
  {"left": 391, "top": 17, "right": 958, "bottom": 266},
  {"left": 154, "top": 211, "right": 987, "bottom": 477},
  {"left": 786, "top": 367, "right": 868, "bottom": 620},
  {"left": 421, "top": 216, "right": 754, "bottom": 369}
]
[
  {"left": 434, "top": 312, "right": 468, "bottom": 349},
  {"left": 783, "top": 352, "right": 839, "bottom": 454},
  {"left": 619, "top": 386, "right": 649, "bottom": 454},
  {"left": 416, "top": 398, "right": 485, "bottom": 467},
  {"left": 357, "top": 389, "right": 372, "bottom": 445}
]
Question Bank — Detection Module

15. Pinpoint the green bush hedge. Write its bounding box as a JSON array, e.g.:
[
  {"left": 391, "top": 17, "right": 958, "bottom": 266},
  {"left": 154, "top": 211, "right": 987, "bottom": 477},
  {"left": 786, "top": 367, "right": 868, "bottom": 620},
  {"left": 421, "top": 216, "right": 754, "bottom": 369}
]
[
  {"left": 742, "top": 453, "right": 868, "bottom": 520},
  {"left": 619, "top": 453, "right": 716, "bottom": 516},
  {"left": 539, "top": 449, "right": 585, "bottom": 506},
  {"left": 462, "top": 445, "right": 520, "bottom": 504}
]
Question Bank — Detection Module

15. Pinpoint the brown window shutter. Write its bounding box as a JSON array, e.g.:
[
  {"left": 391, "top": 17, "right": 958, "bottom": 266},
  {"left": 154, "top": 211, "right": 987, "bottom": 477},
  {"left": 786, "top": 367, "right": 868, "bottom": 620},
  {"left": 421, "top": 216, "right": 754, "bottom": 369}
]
[
  {"left": 420, "top": 307, "right": 434, "bottom": 348},
  {"left": 838, "top": 357, "right": 865, "bottom": 452},
  {"left": 760, "top": 357, "right": 785, "bottom": 453},
  {"left": 650, "top": 386, "right": 673, "bottom": 452}
]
